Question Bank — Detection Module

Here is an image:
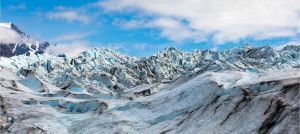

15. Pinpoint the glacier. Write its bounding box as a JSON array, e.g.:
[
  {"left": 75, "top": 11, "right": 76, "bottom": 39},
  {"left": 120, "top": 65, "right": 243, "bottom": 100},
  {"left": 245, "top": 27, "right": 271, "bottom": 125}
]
[
  {"left": 0, "top": 45, "right": 299, "bottom": 134},
  {"left": 0, "top": 23, "right": 299, "bottom": 134}
]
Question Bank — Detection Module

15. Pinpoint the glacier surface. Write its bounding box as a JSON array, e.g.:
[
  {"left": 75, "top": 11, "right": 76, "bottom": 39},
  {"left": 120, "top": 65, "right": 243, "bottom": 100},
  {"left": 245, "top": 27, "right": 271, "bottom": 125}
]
[{"left": 0, "top": 44, "right": 299, "bottom": 134}]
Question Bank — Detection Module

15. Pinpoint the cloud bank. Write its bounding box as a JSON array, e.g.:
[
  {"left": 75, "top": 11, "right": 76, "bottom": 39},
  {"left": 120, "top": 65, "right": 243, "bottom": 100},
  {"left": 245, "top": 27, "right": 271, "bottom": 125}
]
[
  {"left": 0, "top": 27, "right": 23, "bottom": 44},
  {"left": 7, "top": 3, "right": 27, "bottom": 10},
  {"left": 47, "top": 41, "right": 91, "bottom": 57},
  {"left": 48, "top": 32, "right": 94, "bottom": 57},
  {"left": 48, "top": 6, "right": 90, "bottom": 24},
  {"left": 99, "top": 0, "right": 300, "bottom": 44}
]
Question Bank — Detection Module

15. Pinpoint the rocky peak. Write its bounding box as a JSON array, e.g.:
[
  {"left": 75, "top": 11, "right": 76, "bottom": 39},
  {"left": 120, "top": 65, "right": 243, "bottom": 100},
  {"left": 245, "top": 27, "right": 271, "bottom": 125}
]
[
  {"left": 0, "top": 23, "right": 49, "bottom": 57},
  {"left": 0, "top": 22, "right": 27, "bottom": 36}
]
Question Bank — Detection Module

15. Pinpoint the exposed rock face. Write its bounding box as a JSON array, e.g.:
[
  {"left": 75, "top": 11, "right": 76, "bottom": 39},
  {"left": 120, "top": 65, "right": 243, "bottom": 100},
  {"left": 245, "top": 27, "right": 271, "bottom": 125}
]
[
  {"left": 0, "top": 44, "right": 299, "bottom": 133},
  {"left": 0, "top": 23, "right": 49, "bottom": 57},
  {"left": 0, "top": 42, "right": 49, "bottom": 57}
]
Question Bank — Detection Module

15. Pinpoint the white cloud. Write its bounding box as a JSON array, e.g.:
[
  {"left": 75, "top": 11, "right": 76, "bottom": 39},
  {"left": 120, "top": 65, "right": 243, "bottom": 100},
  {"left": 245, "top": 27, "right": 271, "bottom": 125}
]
[
  {"left": 99, "top": 0, "right": 300, "bottom": 44},
  {"left": 7, "top": 3, "right": 27, "bottom": 10},
  {"left": 47, "top": 41, "right": 91, "bottom": 57},
  {"left": 49, "top": 32, "right": 95, "bottom": 57},
  {"left": 116, "top": 18, "right": 203, "bottom": 42},
  {"left": 148, "top": 18, "right": 203, "bottom": 42},
  {"left": 114, "top": 19, "right": 144, "bottom": 29},
  {"left": 53, "top": 32, "right": 93, "bottom": 42},
  {"left": 105, "top": 43, "right": 126, "bottom": 50},
  {"left": 0, "top": 27, "right": 23, "bottom": 44},
  {"left": 133, "top": 43, "right": 147, "bottom": 50},
  {"left": 48, "top": 6, "right": 90, "bottom": 24}
]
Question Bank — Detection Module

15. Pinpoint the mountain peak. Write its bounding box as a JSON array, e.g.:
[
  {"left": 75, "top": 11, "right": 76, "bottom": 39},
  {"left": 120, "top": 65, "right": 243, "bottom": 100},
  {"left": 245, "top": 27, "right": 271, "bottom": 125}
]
[
  {"left": 0, "top": 22, "right": 26, "bottom": 35},
  {"left": 164, "top": 47, "right": 178, "bottom": 51},
  {"left": 0, "top": 22, "right": 49, "bottom": 57},
  {"left": 242, "top": 43, "right": 253, "bottom": 50},
  {"left": 0, "top": 22, "right": 14, "bottom": 28}
]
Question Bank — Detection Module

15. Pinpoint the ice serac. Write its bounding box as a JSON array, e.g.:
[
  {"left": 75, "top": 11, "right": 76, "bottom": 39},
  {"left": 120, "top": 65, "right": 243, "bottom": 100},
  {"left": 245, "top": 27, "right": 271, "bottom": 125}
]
[
  {"left": 0, "top": 23, "right": 49, "bottom": 57},
  {"left": 0, "top": 42, "right": 299, "bottom": 133}
]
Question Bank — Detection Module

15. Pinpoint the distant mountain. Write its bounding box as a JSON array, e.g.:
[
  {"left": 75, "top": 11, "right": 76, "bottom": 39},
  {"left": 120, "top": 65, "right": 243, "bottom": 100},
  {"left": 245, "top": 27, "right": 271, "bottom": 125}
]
[{"left": 0, "top": 23, "right": 49, "bottom": 57}]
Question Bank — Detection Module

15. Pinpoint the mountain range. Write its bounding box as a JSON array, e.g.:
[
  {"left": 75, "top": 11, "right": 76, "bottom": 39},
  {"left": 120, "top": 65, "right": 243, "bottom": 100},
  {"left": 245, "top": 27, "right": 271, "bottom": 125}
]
[{"left": 0, "top": 23, "right": 299, "bottom": 134}]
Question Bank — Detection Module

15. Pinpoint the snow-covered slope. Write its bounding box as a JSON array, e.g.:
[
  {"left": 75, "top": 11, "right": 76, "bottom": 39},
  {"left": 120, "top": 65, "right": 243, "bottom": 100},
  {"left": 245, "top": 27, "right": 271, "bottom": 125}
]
[{"left": 0, "top": 23, "right": 49, "bottom": 57}]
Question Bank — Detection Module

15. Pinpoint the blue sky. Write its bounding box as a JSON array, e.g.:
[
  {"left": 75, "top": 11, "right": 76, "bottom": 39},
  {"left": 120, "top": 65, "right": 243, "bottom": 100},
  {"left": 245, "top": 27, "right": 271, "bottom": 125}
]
[{"left": 1, "top": 0, "right": 300, "bottom": 56}]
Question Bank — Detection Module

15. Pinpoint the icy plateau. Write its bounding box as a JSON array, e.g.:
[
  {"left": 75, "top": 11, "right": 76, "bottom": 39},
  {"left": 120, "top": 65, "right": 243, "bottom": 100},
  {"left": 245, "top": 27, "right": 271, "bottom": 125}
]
[{"left": 0, "top": 23, "right": 299, "bottom": 134}]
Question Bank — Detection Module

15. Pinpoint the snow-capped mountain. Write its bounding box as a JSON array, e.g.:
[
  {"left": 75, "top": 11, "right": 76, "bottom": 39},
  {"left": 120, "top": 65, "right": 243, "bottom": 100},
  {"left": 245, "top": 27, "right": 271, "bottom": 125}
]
[
  {"left": 0, "top": 23, "right": 49, "bottom": 57},
  {"left": 0, "top": 24, "right": 299, "bottom": 133}
]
